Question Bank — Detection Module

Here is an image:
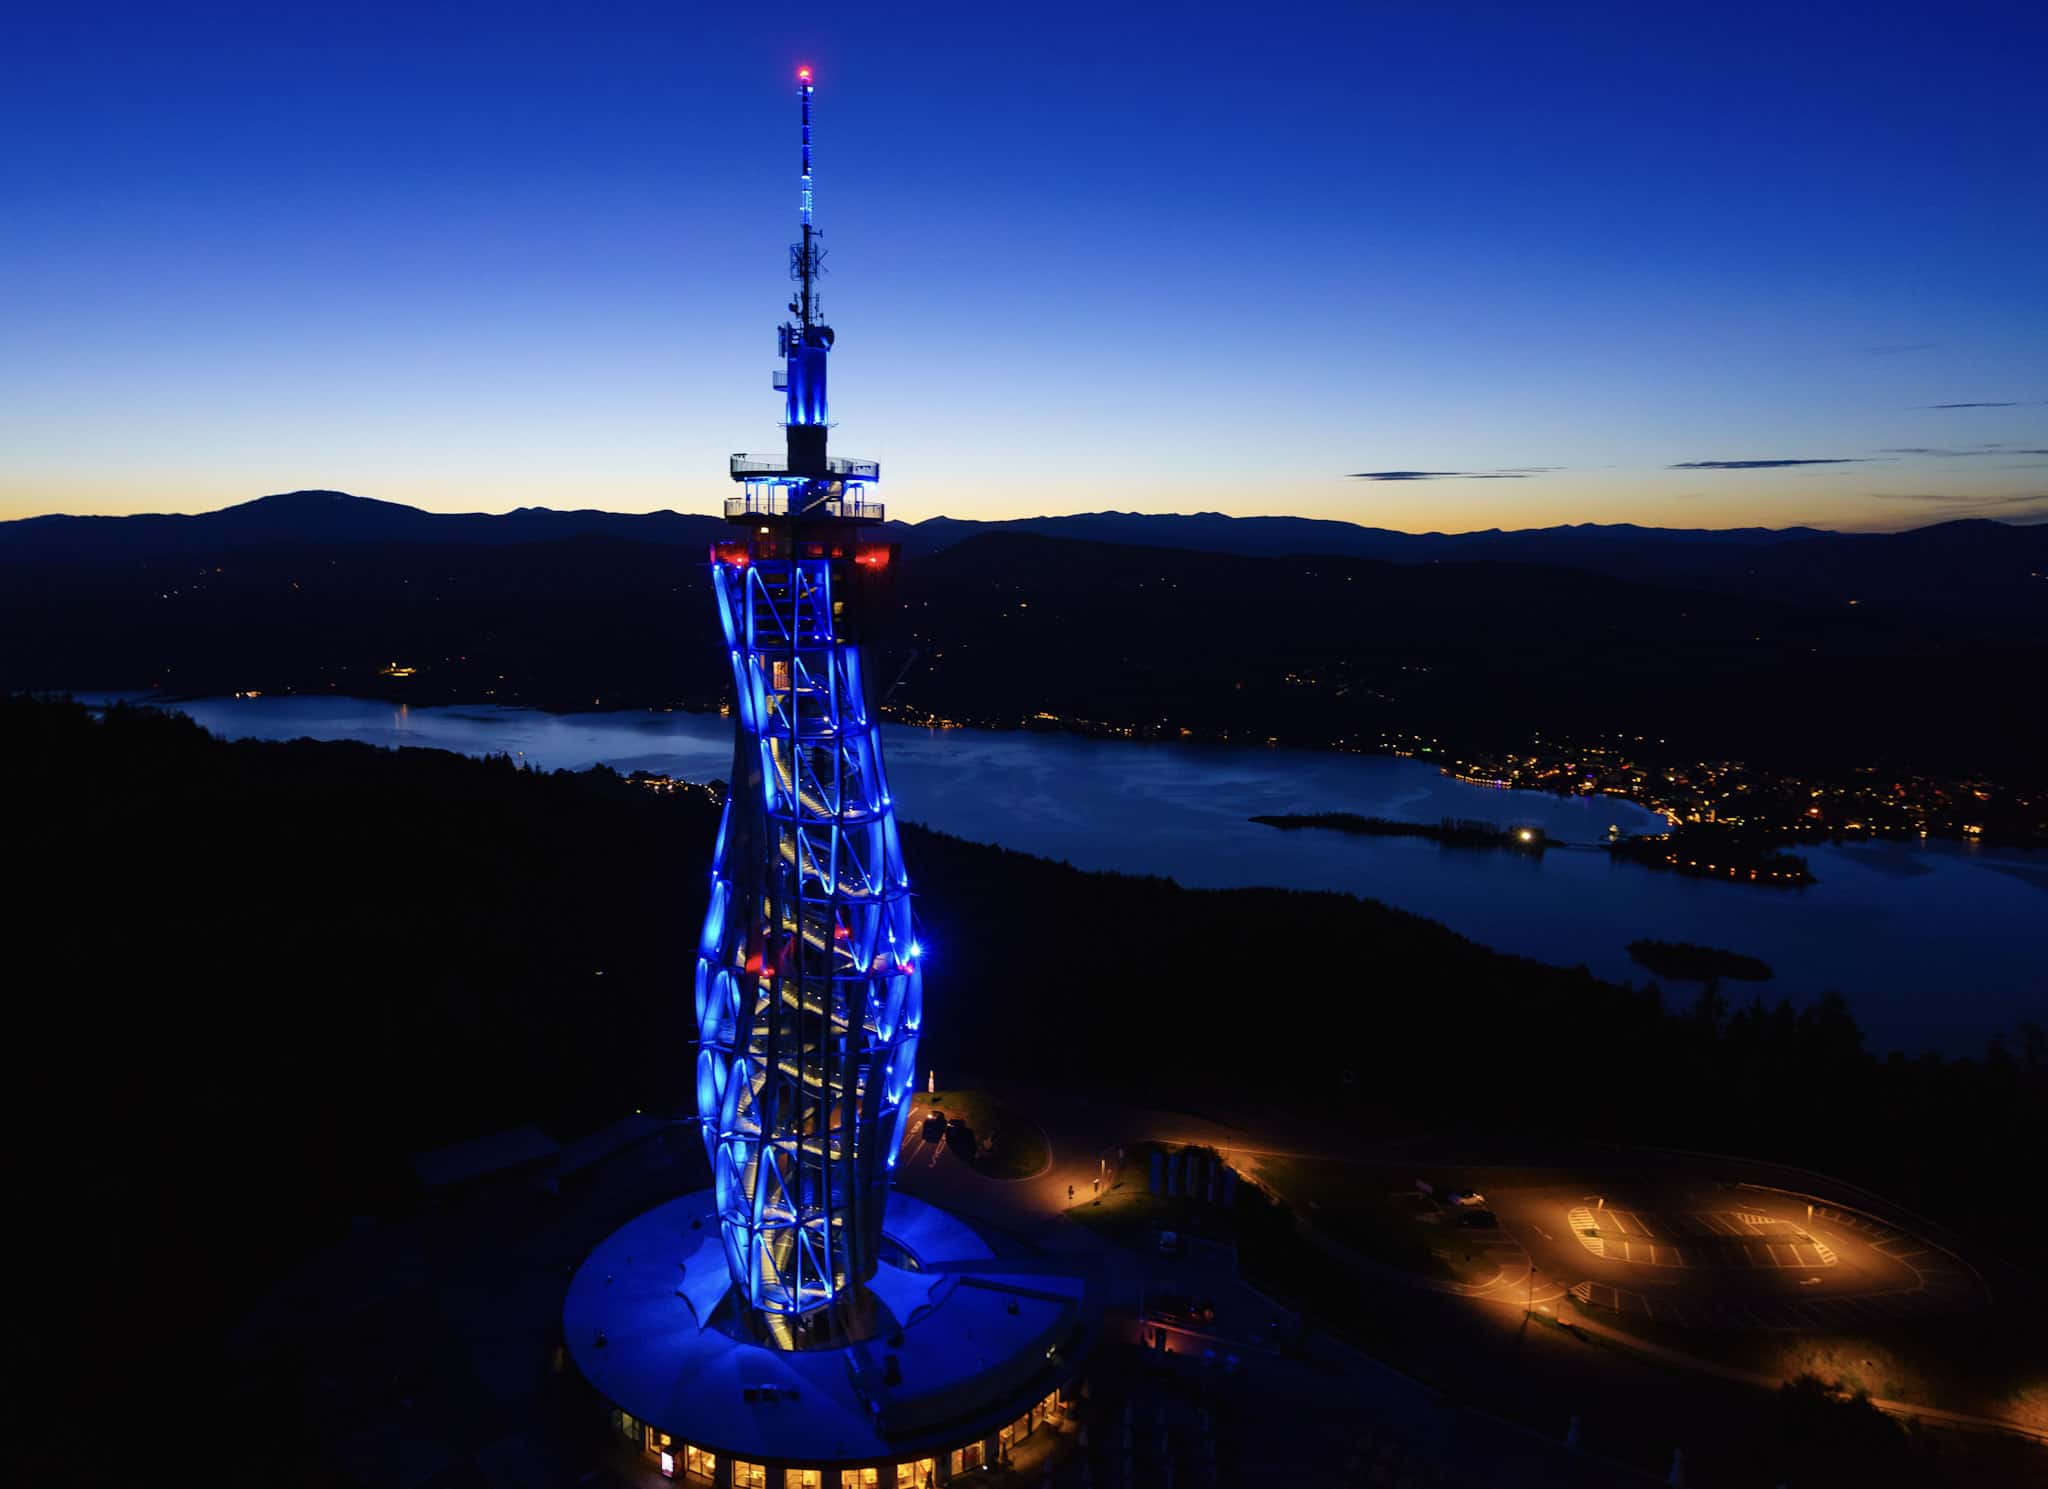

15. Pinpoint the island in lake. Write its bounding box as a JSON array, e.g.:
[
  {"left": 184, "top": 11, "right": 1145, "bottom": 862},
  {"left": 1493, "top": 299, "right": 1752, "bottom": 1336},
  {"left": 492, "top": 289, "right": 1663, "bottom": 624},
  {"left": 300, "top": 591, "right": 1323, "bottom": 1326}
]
[
  {"left": 1251, "top": 813, "right": 1547, "bottom": 852},
  {"left": 1627, "top": 939, "right": 1775, "bottom": 983},
  {"left": 1608, "top": 825, "right": 1816, "bottom": 887}
]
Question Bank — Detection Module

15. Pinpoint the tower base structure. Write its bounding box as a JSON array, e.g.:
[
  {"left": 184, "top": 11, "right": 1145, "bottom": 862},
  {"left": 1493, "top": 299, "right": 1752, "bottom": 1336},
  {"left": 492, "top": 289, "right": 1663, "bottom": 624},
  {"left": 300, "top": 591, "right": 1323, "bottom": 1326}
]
[{"left": 564, "top": 1190, "right": 1097, "bottom": 1486}]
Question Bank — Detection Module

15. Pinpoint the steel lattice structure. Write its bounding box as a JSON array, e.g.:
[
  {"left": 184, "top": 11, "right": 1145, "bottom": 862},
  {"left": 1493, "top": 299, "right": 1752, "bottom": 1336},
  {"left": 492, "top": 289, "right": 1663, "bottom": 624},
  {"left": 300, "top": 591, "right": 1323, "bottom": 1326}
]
[{"left": 694, "top": 68, "right": 922, "bottom": 1320}]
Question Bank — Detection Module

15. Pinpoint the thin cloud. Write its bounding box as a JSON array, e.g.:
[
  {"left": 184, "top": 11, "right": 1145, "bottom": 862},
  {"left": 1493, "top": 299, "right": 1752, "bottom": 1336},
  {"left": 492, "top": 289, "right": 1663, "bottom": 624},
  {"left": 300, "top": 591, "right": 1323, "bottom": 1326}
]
[
  {"left": 1347, "top": 469, "right": 1541, "bottom": 481},
  {"left": 1879, "top": 447, "right": 2048, "bottom": 457},
  {"left": 1669, "top": 459, "right": 1863, "bottom": 470},
  {"left": 1920, "top": 401, "right": 2024, "bottom": 409},
  {"left": 1860, "top": 342, "right": 1937, "bottom": 354}
]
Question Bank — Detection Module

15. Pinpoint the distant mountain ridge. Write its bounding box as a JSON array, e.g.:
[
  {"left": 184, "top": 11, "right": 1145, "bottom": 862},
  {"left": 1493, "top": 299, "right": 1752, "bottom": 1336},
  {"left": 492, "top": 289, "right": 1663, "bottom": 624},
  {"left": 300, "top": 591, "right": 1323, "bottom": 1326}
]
[
  {"left": 889, "top": 509, "right": 1839, "bottom": 562},
  {"left": 0, "top": 485, "right": 1999, "bottom": 560},
  {"left": 6, "top": 490, "right": 2040, "bottom": 633},
  {"left": 0, "top": 489, "right": 731, "bottom": 561}
]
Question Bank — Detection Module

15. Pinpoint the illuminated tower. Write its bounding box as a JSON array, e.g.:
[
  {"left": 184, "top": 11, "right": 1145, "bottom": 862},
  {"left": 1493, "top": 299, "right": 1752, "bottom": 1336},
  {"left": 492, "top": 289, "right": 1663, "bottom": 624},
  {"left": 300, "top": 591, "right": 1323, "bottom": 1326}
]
[{"left": 694, "top": 66, "right": 923, "bottom": 1323}]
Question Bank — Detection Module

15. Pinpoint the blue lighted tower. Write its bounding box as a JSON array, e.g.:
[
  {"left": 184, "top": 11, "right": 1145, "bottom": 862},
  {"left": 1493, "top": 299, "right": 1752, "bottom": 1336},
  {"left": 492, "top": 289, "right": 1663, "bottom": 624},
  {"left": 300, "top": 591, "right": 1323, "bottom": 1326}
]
[{"left": 694, "top": 67, "right": 923, "bottom": 1324}]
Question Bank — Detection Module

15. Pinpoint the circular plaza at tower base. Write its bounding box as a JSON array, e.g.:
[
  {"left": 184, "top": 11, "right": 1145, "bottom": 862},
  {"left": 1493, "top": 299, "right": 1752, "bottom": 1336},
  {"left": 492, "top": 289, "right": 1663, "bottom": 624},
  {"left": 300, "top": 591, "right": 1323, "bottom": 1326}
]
[{"left": 565, "top": 1190, "right": 1097, "bottom": 1487}]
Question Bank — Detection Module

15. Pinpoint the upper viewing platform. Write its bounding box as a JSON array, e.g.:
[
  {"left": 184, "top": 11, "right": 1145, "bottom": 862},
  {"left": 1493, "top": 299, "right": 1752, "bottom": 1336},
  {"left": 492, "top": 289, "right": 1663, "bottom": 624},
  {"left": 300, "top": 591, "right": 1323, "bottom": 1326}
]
[{"left": 730, "top": 453, "right": 881, "bottom": 481}]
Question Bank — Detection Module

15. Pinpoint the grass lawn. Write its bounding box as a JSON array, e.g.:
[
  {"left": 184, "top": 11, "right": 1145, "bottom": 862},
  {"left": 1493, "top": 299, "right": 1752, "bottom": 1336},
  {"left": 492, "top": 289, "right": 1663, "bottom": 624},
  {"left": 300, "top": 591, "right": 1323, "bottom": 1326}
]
[
  {"left": 907, "top": 1089, "right": 1051, "bottom": 1179},
  {"left": 1067, "top": 1142, "right": 1284, "bottom": 1253},
  {"left": 1250, "top": 1154, "right": 1498, "bottom": 1285}
]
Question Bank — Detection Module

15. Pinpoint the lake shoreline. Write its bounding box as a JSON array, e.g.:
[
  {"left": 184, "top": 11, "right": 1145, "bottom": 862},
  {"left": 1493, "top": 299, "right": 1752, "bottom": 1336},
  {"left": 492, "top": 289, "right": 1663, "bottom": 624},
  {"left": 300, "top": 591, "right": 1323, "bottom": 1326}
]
[
  {"left": 69, "top": 684, "right": 2036, "bottom": 850},
  {"left": 67, "top": 691, "right": 2046, "bottom": 1058}
]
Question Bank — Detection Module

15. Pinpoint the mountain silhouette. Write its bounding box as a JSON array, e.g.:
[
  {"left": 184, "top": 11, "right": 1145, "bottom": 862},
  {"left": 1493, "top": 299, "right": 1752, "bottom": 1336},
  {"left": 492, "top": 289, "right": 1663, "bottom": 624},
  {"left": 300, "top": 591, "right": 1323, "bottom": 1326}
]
[{"left": 7, "top": 490, "right": 2042, "bottom": 624}]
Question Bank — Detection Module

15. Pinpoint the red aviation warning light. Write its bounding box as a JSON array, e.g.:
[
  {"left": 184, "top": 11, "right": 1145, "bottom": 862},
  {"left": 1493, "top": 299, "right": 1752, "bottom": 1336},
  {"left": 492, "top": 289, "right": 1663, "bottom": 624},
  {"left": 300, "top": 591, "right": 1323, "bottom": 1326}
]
[{"left": 796, "top": 66, "right": 812, "bottom": 83}]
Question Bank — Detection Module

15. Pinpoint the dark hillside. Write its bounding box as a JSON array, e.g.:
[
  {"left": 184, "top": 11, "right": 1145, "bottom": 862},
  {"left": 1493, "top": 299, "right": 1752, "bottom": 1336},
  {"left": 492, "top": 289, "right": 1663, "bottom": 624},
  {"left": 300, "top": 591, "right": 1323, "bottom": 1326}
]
[
  {"left": 7, "top": 521, "right": 2041, "bottom": 777},
  {"left": 9, "top": 695, "right": 2041, "bottom": 1272},
  {"left": 890, "top": 532, "right": 2043, "bottom": 775},
  {"left": 8, "top": 697, "right": 2042, "bottom": 1475}
]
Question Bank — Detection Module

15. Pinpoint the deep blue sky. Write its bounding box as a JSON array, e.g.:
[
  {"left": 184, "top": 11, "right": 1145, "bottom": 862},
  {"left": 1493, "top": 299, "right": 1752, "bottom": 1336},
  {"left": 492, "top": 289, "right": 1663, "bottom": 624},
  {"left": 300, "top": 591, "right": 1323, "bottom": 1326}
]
[{"left": 3, "top": 1, "right": 2044, "bottom": 529}]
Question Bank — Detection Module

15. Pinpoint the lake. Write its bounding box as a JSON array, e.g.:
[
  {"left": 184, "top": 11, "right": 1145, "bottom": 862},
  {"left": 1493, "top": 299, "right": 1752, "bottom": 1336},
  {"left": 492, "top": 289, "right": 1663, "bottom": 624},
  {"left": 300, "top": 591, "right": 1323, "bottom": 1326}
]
[{"left": 92, "top": 693, "right": 2044, "bottom": 1057}]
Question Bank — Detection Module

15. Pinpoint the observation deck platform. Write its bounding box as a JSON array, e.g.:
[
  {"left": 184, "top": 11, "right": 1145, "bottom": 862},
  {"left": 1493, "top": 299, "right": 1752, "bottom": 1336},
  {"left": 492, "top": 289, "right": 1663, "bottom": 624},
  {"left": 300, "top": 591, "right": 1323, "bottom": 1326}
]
[
  {"left": 725, "top": 454, "right": 883, "bottom": 524},
  {"left": 723, "top": 491, "right": 885, "bottom": 524},
  {"left": 729, "top": 453, "right": 881, "bottom": 481}
]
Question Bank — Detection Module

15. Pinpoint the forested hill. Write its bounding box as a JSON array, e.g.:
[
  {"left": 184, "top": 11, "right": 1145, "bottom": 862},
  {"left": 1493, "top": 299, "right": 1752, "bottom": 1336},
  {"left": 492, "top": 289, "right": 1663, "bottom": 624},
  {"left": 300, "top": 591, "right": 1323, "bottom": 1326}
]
[
  {"left": 9, "top": 695, "right": 2042, "bottom": 1264},
  {"left": 4, "top": 514, "right": 2043, "bottom": 777},
  {"left": 8, "top": 696, "right": 2043, "bottom": 1471}
]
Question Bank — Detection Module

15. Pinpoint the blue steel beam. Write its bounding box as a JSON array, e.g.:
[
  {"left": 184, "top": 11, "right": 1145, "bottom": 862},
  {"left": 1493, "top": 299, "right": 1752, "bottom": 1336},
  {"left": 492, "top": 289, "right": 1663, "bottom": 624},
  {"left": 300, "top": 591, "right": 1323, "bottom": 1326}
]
[{"left": 693, "top": 68, "right": 921, "bottom": 1321}]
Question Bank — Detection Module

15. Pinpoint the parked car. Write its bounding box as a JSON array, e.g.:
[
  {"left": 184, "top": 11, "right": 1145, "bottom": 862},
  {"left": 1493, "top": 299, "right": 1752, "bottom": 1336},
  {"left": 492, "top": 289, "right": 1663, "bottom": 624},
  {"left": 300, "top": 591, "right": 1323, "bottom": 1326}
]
[
  {"left": 1455, "top": 1209, "right": 1499, "bottom": 1229},
  {"left": 920, "top": 1110, "right": 946, "bottom": 1142},
  {"left": 1445, "top": 1189, "right": 1487, "bottom": 1207},
  {"left": 1157, "top": 1228, "right": 1181, "bottom": 1254}
]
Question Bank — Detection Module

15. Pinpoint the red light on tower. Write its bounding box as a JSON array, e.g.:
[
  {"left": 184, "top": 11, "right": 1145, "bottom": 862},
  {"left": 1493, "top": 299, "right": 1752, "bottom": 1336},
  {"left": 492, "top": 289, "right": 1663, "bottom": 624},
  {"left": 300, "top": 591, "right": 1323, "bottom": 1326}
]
[{"left": 797, "top": 66, "right": 813, "bottom": 83}]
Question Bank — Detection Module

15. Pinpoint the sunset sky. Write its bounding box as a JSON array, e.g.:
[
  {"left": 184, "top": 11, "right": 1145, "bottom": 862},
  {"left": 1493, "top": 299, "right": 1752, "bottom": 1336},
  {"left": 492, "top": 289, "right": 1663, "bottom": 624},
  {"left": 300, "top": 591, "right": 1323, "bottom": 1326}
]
[{"left": 3, "top": 1, "right": 2044, "bottom": 530}]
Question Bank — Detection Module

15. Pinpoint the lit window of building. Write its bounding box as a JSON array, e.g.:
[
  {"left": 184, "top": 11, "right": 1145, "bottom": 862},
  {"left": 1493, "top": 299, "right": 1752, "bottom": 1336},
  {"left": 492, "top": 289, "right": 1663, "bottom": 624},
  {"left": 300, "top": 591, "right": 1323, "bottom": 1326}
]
[
  {"left": 792, "top": 1470, "right": 822, "bottom": 1489},
  {"left": 1033, "top": 1390, "right": 1059, "bottom": 1428},
  {"left": 895, "top": 1457, "right": 935, "bottom": 1488},
  {"left": 684, "top": 1446, "right": 718, "bottom": 1481},
  {"left": 847, "top": 1470, "right": 879, "bottom": 1488},
  {"left": 732, "top": 1461, "right": 767, "bottom": 1489}
]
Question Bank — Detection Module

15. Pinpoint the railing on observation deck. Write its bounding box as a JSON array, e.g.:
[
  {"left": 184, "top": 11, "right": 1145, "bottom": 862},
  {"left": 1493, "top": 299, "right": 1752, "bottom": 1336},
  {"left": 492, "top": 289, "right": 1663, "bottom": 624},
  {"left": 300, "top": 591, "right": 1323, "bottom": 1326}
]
[
  {"left": 724, "top": 485, "right": 885, "bottom": 523},
  {"left": 729, "top": 453, "right": 882, "bottom": 481}
]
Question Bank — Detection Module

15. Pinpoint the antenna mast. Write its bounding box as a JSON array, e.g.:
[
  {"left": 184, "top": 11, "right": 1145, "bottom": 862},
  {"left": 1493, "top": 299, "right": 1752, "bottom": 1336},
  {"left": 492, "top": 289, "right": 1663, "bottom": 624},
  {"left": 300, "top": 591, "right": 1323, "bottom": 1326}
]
[{"left": 794, "top": 67, "right": 820, "bottom": 327}]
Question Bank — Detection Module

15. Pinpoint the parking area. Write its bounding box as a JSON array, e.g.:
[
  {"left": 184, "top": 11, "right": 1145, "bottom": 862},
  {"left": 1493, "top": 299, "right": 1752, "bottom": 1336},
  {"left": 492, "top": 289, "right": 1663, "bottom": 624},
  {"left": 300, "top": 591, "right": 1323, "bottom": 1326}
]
[
  {"left": 1475, "top": 1175, "right": 1991, "bottom": 1336},
  {"left": 1566, "top": 1205, "right": 1839, "bottom": 1270}
]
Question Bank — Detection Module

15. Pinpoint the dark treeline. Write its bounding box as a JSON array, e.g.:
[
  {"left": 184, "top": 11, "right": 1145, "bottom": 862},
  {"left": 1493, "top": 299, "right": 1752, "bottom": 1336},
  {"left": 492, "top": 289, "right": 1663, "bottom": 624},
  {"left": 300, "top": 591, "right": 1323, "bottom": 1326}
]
[{"left": 9, "top": 697, "right": 2044, "bottom": 1468}]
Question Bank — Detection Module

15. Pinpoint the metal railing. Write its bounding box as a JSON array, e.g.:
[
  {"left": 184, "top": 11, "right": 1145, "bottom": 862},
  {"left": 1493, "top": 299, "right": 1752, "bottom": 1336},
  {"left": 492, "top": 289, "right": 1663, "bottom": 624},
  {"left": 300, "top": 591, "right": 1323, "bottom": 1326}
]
[
  {"left": 728, "top": 453, "right": 883, "bottom": 481},
  {"left": 724, "top": 490, "right": 885, "bottom": 523}
]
